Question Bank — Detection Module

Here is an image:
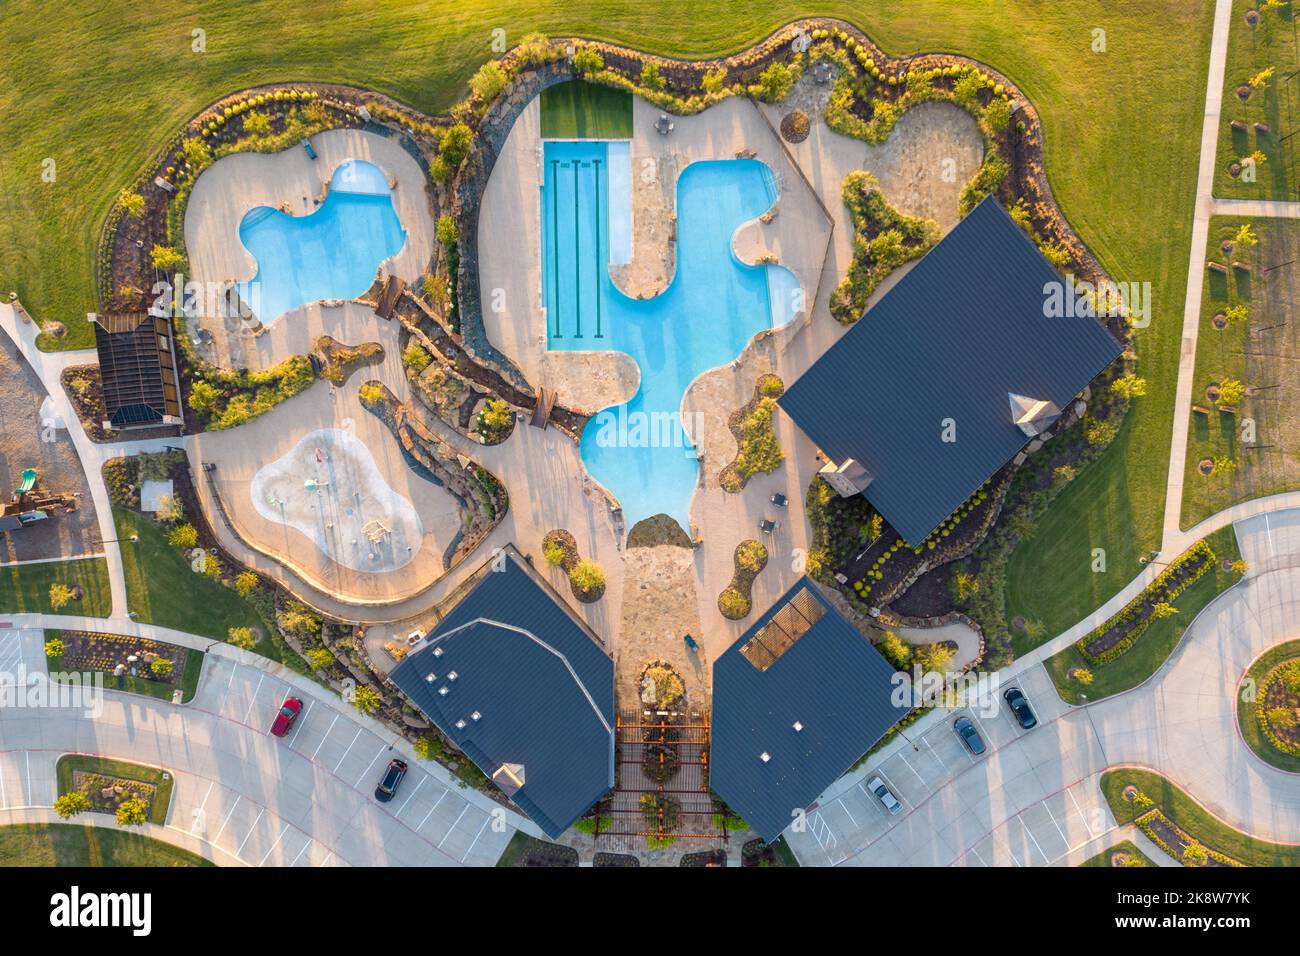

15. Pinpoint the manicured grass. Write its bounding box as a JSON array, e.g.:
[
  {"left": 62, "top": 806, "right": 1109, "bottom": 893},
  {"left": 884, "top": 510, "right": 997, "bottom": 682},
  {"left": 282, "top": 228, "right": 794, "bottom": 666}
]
[
  {"left": 56, "top": 754, "right": 174, "bottom": 825},
  {"left": 1181, "top": 216, "right": 1300, "bottom": 526},
  {"left": 540, "top": 80, "right": 633, "bottom": 138},
  {"left": 0, "top": 823, "right": 212, "bottom": 866},
  {"left": 1079, "top": 839, "right": 1156, "bottom": 867},
  {"left": 0, "top": 3, "right": 1215, "bottom": 639},
  {"left": 1235, "top": 637, "right": 1300, "bottom": 773},
  {"left": 1212, "top": 0, "right": 1300, "bottom": 200},
  {"left": 113, "top": 506, "right": 276, "bottom": 650},
  {"left": 1101, "top": 767, "right": 1300, "bottom": 866},
  {"left": 45, "top": 628, "right": 204, "bottom": 704},
  {"left": 1045, "top": 526, "right": 1244, "bottom": 703},
  {"left": 0, "top": 557, "right": 111, "bottom": 618}
]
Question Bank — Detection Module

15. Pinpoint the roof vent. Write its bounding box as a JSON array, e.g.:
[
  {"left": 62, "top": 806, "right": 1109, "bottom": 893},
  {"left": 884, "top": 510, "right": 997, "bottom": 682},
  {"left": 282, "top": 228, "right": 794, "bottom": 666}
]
[
  {"left": 432, "top": 647, "right": 444, "bottom": 657},
  {"left": 455, "top": 719, "right": 466, "bottom": 729},
  {"left": 438, "top": 686, "right": 449, "bottom": 696},
  {"left": 760, "top": 752, "right": 771, "bottom": 763},
  {"left": 448, "top": 671, "right": 459, "bottom": 681},
  {"left": 1008, "top": 392, "right": 1062, "bottom": 437},
  {"left": 424, "top": 672, "right": 437, "bottom": 683},
  {"left": 793, "top": 721, "right": 804, "bottom": 732},
  {"left": 471, "top": 711, "right": 481, "bottom": 721}
]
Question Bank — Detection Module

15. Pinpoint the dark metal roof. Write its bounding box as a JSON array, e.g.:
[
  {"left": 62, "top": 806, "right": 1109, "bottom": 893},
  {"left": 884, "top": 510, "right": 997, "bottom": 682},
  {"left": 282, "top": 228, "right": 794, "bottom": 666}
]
[
  {"left": 388, "top": 548, "right": 614, "bottom": 838},
  {"left": 710, "top": 578, "right": 902, "bottom": 843},
  {"left": 92, "top": 312, "right": 182, "bottom": 428},
  {"left": 779, "top": 196, "right": 1122, "bottom": 543}
]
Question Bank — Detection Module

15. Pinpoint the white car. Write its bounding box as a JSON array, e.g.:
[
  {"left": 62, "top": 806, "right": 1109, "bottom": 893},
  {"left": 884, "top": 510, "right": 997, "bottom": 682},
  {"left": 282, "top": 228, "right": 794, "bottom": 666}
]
[{"left": 867, "top": 776, "right": 903, "bottom": 815}]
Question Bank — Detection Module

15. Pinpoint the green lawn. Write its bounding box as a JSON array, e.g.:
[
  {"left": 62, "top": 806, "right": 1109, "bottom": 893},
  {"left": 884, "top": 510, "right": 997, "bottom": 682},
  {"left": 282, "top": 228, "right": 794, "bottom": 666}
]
[
  {"left": 0, "top": 2, "right": 1215, "bottom": 638},
  {"left": 1181, "top": 216, "right": 1300, "bottom": 526},
  {"left": 541, "top": 80, "right": 633, "bottom": 138},
  {"left": 1101, "top": 767, "right": 1300, "bottom": 866},
  {"left": 1235, "top": 637, "right": 1300, "bottom": 773},
  {"left": 113, "top": 506, "right": 275, "bottom": 646},
  {"left": 0, "top": 823, "right": 212, "bottom": 866},
  {"left": 1045, "top": 526, "right": 1243, "bottom": 703},
  {"left": 1213, "top": 0, "right": 1300, "bottom": 200},
  {"left": 0, "top": 557, "right": 111, "bottom": 617},
  {"left": 56, "top": 754, "right": 174, "bottom": 825},
  {"left": 1079, "top": 839, "right": 1156, "bottom": 867}
]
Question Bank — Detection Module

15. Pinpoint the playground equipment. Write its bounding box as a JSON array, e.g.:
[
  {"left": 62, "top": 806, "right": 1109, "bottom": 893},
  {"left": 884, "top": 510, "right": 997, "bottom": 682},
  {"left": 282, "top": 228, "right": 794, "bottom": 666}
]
[{"left": 0, "top": 468, "right": 79, "bottom": 534}]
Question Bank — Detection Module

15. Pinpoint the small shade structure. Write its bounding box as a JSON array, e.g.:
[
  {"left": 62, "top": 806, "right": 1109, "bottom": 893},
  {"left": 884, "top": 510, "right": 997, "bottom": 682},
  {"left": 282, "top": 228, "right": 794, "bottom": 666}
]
[
  {"left": 710, "top": 578, "right": 903, "bottom": 844},
  {"left": 387, "top": 546, "right": 614, "bottom": 838},
  {"left": 91, "top": 312, "right": 183, "bottom": 429}
]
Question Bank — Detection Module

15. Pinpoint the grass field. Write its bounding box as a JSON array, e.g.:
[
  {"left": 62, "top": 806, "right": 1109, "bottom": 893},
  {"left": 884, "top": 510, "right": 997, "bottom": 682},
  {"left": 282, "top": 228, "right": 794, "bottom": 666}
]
[
  {"left": 1101, "top": 767, "right": 1300, "bottom": 865},
  {"left": 0, "top": 1, "right": 1215, "bottom": 634},
  {"left": 1181, "top": 216, "right": 1300, "bottom": 526},
  {"left": 0, "top": 823, "right": 212, "bottom": 866},
  {"left": 1235, "top": 637, "right": 1300, "bottom": 773},
  {"left": 56, "top": 754, "right": 174, "bottom": 825},
  {"left": 1045, "top": 526, "right": 1243, "bottom": 701},
  {"left": 1213, "top": 0, "right": 1300, "bottom": 200},
  {"left": 1079, "top": 839, "right": 1156, "bottom": 867},
  {"left": 541, "top": 80, "right": 633, "bottom": 138},
  {"left": 0, "top": 557, "right": 111, "bottom": 617}
]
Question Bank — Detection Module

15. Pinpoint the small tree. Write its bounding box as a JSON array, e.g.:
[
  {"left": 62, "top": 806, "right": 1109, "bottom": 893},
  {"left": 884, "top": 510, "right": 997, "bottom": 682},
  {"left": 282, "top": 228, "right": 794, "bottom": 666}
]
[
  {"left": 413, "top": 736, "right": 436, "bottom": 760},
  {"left": 542, "top": 541, "right": 567, "bottom": 567},
  {"left": 167, "top": 523, "right": 198, "bottom": 549},
  {"left": 1248, "top": 67, "right": 1275, "bottom": 90},
  {"left": 234, "top": 571, "right": 259, "bottom": 598},
  {"left": 1110, "top": 374, "right": 1147, "bottom": 399},
  {"left": 436, "top": 215, "right": 458, "bottom": 247},
  {"left": 54, "top": 792, "right": 89, "bottom": 819},
  {"left": 227, "top": 626, "right": 257, "bottom": 650},
  {"left": 352, "top": 684, "right": 382, "bottom": 715},
  {"left": 48, "top": 583, "right": 75, "bottom": 611},
  {"left": 878, "top": 631, "right": 911, "bottom": 669},
  {"left": 117, "top": 189, "right": 145, "bottom": 218},
  {"left": 755, "top": 62, "right": 794, "bottom": 103},
  {"left": 640, "top": 61, "right": 665, "bottom": 91},
  {"left": 305, "top": 647, "right": 334, "bottom": 671},
  {"left": 1074, "top": 667, "right": 1094, "bottom": 686},
  {"left": 572, "top": 47, "right": 604, "bottom": 76},
  {"left": 702, "top": 66, "right": 727, "bottom": 95},
  {"left": 150, "top": 657, "right": 173, "bottom": 677},
  {"left": 1224, "top": 303, "right": 1249, "bottom": 325},
  {"left": 1213, "top": 455, "right": 1239, "bottom": 475},
  {"left": 438, "top": 122, "right": 474, "bottom": 167},
  {"left": 1231, "top": 559, "right": 1248, "bottom": 576},
  {"left": 569, "top": 559, "right": 605, "bottom": 592},
  {"left": 154, "top": 493, "right": 184, "bottom": 524},
  {"left": 116, "top": 797, "right": 148, "bottom": 828},
  {"left": 150, "top": 244, "right": 185, "bottom": 271},
  {"left": 1234, "top": 223, "right": 1259, "bottom": 247},
  {"left": 1217, "top": 378, "right": 1246, "bottom": 406},
  {"left": 44, "top": 637, "right": 65, "bottom": 658}
]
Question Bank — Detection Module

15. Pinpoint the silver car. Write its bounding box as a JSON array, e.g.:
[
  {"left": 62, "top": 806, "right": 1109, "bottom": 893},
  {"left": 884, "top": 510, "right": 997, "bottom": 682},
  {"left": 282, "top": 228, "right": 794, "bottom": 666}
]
[{"left": 867, "top": 776, "right": 903, "bottom": 815}]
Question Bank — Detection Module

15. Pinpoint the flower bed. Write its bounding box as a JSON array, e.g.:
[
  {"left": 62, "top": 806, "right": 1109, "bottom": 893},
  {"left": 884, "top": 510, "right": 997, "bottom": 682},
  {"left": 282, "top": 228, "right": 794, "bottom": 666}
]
[
  {"left": 718, "top": 539, "right": 768, "bottom": 619},
  {"left": 541, "top": 528, "right": 605, "bottom": 603},
  {"left": 719, "top": 375, "right": 784, "bottom": 492},
  {"left": 1256, "top": 656, "right": 1300, "bottom": 757},
  {"left": 1076, "top": 540, "right": 1217, "bottom": 666},
  {"left": 51, "top": 630, "right": 192, "bottom": 698},
  {"left": 1136, "top": 807, "right": 1242, "bottom": 867}
]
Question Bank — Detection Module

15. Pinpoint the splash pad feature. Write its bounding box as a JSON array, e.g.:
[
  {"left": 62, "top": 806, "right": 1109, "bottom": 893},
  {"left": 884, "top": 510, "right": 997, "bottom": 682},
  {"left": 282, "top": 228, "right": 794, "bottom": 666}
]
[{"left": 250, "top": 427, "right": 423, "bottom": 572}]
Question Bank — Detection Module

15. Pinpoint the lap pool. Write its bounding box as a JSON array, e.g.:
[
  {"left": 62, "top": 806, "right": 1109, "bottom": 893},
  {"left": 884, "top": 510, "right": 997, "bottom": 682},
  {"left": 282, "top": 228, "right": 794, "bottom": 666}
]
[
  {"left": 238, "top": 159, "right": 407, "bottom": 324},
  {"left": 542, "top": 140, "right": 800, "bottom": 532}
]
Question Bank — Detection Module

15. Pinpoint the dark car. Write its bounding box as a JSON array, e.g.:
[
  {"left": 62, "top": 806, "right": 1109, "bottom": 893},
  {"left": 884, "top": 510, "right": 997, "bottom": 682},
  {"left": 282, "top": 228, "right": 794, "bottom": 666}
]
[
  {"left": 1003, "top": 686, "right": 1038, "bottom": 730},
  {"left": 270, "top": 697, "right": 303, "bottom": 737},
  {"left": 953, "top": 716, "right": 986, "bottom": 756},
  {"left": 375, "top": 758, "right": 409, "bottom": 802}
]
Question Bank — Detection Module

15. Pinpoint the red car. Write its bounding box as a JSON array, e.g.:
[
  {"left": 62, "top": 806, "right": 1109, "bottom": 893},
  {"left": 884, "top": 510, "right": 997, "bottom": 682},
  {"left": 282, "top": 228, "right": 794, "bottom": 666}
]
[{"left": 271, "top": 697, "right": 303, "bottom": 737}]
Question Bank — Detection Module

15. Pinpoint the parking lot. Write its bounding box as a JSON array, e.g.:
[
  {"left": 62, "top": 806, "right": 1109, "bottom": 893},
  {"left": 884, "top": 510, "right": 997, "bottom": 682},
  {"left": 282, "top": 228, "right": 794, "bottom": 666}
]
[
  {"left": 0, "top": 639, "right": 518, "bottom": 866},
  {"left": 786, "top": 664, "right": 1115, "bottom": 866}
]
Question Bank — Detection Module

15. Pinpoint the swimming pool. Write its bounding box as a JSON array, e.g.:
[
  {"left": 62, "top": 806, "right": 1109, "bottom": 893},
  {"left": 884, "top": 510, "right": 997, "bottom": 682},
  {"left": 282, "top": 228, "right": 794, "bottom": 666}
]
[
  {"left": 238, "top": 159, "right": 407, "bottom": 324},
  {"left": 542, "top": 141, "right": 800, "bottom": 532}
]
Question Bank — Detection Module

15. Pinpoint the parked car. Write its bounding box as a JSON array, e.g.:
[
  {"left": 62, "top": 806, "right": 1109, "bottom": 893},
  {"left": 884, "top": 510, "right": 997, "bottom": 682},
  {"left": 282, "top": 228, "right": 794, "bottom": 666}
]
[
  {"left": 953, "top": 716, "right": 986, "bottom": 756},
  {"left": 374, "top": 758, "right": 409, "bottom": 802},
  {"left": 866, "top": 776, "right": 903, "bottom": 815},
  {"left": 270, "top": 697, "right": 303, "bottom": 737},
  {"left": 1003, "top": 686, "right": 1038, "bottom": 729}
]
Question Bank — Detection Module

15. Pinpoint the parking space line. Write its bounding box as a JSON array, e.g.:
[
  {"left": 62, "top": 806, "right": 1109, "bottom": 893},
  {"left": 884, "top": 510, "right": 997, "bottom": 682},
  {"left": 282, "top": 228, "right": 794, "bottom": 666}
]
[
  {"left": 24, "top": 751, "right": 30, "bottom": 806},
  {"left": 289, "top": 839, "right": 313, "bottom": 866},
  {"left": 460, "top": 815, "right": 491, "bottom": 863},
  {"left": 286, "top": 699, "right": 314, "bottom": 747},
  {"left": 356, "top": 746, "right": 387, "bottom": 786},
  {"left": 437, "top": 805, "right": 469, "bottom": 848},
  {"left": 196, "top": 780, "right": 214, "bottom": 812},
  {"left": 1066, "top": 786, "right": 1096, "bottom": 838},
  {"left": 258, "top": 824, "right": 289, "bottom": 866},
  {"left": 1040, "top": 800, "right": 1069, "bottom": 847},
  {"left": 332, "top": 727, "right": 363, "bottom": 772},
  {"left": 415, "top": 790, "right": 447, "bottom": 830},
  {"left": 1019, "top": 815, "right": 1049, "bottom": 864},
  {"left": 0, "top": 757, "right": 8, "bottom": 808},
  {"left": 212, "top": 796, "right": 241, "bottom": 842},
  {"left": 835, "top": 796, "right": 858, "bottom": 828},
  {"left": 239, "top": 672, "right": 266, "bottom": 725},
  {"left": 396, "top": 773, "right": 428, "bottom": 816},
  {"left": 226, "top": 660, "right": 239, "bottom": 691},
  {"left": 894, "top": 750, "right": 927, "bottom": 786},
  {"left": 968, "top": 844, "right": 988, "bottom": 867},
  {"left": 235, "top": 808, "right": 265, "bottom": 856},
  {"left": 310, "top": 714, "right": 339, "bottom": 758},
  {"left": 920, "top": 736, "right": 947, "bottom": 774},
  {"left": 319, "top": 850, "right": 335, "bottom": 867}
]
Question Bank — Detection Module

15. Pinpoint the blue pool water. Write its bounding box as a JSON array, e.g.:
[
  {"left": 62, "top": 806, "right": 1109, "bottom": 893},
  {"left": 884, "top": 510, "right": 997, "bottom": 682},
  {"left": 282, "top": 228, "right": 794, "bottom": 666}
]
[
  {"left": 542, "top": 141, "right": 800, "bottom": 532},
  {"left": 238, "top": 159, "right": 407, "bottom": 324}
]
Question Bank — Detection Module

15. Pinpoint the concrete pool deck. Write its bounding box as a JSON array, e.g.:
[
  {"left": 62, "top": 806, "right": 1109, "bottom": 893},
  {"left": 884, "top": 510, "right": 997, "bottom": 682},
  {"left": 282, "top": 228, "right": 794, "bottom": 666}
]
[{"left": 183, "top": 127, "right": 436, "bottom": 372}]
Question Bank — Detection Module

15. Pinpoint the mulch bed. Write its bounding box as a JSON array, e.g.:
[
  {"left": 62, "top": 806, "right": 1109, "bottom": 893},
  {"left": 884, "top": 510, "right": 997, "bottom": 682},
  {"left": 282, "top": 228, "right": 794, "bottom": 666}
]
[
  {"left": 71, "top": 770, "right": 158, "bottom": 818},
  {"left": 506, "top": 837, "right": 579, "bottom": 868},
  {"left": 312, "top": 335, "right": 383, "bottom": 385},
  {"left": 57, "top": 631, "right": 189, "bottom": 689},
  {"left": 718, "top": 375, "right": 784, "bottom": 493},
  {"left": 887, "top": 562, "right": 955, "bottom": 618},
  {"left": 593, "top": 851, "right": 639, "bottom": 867},
  {"left": 680, "top": 848, "right": 727, "bottom": 867},
  {"left": 542, "top": 528, "right": 605, "bottom": 603}
]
